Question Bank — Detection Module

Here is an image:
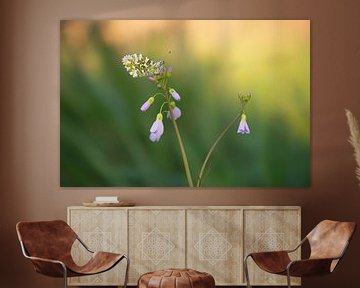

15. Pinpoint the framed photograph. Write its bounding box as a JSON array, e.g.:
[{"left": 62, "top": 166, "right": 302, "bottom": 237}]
[{"left": 60, "top": 20, "right": 310, "bottom": 187}]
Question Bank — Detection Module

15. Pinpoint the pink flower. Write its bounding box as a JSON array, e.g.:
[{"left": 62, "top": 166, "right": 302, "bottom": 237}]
[
  {"left": 169, "top": 88, "right": 181, "bottom": 101},
  {"left": 149, "top": 113, "right": 164, "bottom": 142},
  {"left": 237, "top": 113, "right": 250, "bottom": 134},
  {"left": 140, "top": 97, "right": 155, "bottom": 112},
  {"left": 167, "top": 106, "right": 182, "bottom": 120}
]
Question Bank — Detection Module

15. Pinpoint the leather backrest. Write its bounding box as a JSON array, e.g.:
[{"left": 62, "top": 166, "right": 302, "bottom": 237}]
[
  {"left": 16, "top": 220, "right": 77, "bottom": 261},
  {"left": 307, "top": 220, "right": 356, "bottom": 260}
]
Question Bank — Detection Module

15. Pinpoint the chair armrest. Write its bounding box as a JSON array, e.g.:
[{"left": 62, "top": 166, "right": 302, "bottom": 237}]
[
  {"left": 244, "top": 237, "right": 307, "bottom": 261},
  {"left": 285, "top": 237, "right": 307, "bottom": 253},
  {"left": 245, "top": 237, "right": 306, "bottom": 259},
  {"left": 26, "top": 255, "right": 65, "bottom": 266},
  {"left": 25, "top": 255, "right": 67, "bottom": 278},
  {"left": 76, "top": 236, "right": 94, "bottom": 253},
  {"left": 19, "top": 240, "right": 67, "bottom": 277},
  {"left": 246, "top": 250, "right": 290, "bottom": 260},
  {"left": 246, "top": 251, "right": 292, "bottom": 274},
  {"left": 287, "top": 258, "right": 336, "bottom": 277}
]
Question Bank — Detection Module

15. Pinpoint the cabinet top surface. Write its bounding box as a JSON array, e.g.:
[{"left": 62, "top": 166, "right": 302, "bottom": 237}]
[{"left": 68, "top": 205, "right": 301, "bottom": 210}]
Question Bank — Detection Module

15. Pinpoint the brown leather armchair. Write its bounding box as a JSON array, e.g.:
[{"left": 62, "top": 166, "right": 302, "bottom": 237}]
[
  {"left": 16, "top": 220, "right": 129, "bottom": 288},
  {"left": 244, "top": 220, "right": 356, "bottom": 288}
]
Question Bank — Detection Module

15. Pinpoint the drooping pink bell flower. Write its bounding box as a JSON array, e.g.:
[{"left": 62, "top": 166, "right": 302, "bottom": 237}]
[
  {"left": 149, "top": 113, "right": 164, "bottom": 142},
  {"left": 169, "top": 88, "right": 181, "bottom": 101},
  {"left": 167, "top": 106, "right": 182, "bottom": 120},
  {"left": 237, "top": 113, "right": 250, "bottom": 134}
]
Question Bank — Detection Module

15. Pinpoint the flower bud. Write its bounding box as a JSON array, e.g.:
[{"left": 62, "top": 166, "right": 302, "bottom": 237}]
[
  {"left": 140, "top": 97, "right": 155, "bottom": 112},
  {"left": 169, "top": 88, "right": 181, "bottom": 101}
]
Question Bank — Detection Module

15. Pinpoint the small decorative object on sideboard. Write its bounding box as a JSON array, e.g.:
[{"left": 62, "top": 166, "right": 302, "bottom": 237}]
[
  {"left": 94, "top": 196, "right": 119, "bottom": 203},
  {"left": 83, "top": 196, "right": 135, "bottom": 207}
]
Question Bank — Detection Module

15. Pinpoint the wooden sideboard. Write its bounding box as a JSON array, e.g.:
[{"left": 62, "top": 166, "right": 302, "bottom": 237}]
[{"left": 67, "top": 206, "right": 301, "bottom": 286}]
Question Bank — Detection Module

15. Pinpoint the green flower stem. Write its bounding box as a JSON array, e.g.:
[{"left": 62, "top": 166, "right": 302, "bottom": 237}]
[
  {"left": 163, "top": 88, "right": 194, "bottom": 187},
  {"left": 169, "top": 108, "right": 194, "bottom": 187},
  {"left": 196, "top": 112, "right": 242, "bottom": 187},
  {"left": 159, "top": 102, "right": 167, "bottom": 113}
]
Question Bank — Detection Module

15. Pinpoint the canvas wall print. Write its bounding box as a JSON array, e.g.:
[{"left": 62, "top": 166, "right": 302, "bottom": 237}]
[{"left": 60, "top": 20, "right": 310, "bottom": 187}]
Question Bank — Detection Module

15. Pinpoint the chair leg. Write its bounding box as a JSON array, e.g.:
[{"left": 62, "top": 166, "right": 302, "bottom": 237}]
[
  {"left": 123, "top": 255, "right": 130, "bottom": 288},
  {"left": 286, "top": 269, "right": 291, "bottom": 288},
  {"left": 244, "top": 255, "right": 252, "bottom": 288},
  {"left": 62, "top": 264, "right": 68, "bottom": 288}
]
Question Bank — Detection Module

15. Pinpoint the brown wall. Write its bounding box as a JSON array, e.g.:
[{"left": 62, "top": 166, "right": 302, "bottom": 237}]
[{"left": 1, "top": 0, "right": 360, "bottom": 287}]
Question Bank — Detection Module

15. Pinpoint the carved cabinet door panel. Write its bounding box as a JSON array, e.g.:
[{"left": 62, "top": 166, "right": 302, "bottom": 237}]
[
  {"left": 243, "top": 209, "right": 301, "bottom": 286},
  {"left": 128, "top": 209, "right": 186, "bottom": 284},
  {"left": 186, "top": 209, "right": 243, "bottom": 285},
  {"left": 68, "top": 208, "right": 128, "bottom": 286}
]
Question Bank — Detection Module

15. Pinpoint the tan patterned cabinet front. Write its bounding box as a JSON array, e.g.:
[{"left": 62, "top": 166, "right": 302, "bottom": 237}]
[
  {"left": 244, "top": 208, "right": 301, "bottom": 286},
  {"left": 67, "top": 208, "right": 128, "bottom": 286},
  {"left": 187, "top": 209, "right": 243, "bottom": 285},
  {"left": 67, "top": 206, "right": 300, "bottom": 286},
  {"left": 128, "top": 209, "right": 186, "bottom": 283}
]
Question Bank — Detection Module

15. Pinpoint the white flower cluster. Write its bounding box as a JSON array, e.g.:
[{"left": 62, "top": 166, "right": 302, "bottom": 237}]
[{"left": 122, "top": 54, "right": 164, "bottom": 78}]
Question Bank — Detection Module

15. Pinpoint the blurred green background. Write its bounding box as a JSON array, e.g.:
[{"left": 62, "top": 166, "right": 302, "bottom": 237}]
[{"left": 60, "top": 20, "right": 310, "bottom": 187}]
